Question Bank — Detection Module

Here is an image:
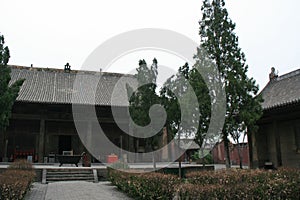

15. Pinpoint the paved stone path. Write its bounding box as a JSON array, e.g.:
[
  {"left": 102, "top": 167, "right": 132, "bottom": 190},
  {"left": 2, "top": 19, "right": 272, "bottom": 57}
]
[{"left": 25, "top": 181, "right": 133, "bottom": 200}]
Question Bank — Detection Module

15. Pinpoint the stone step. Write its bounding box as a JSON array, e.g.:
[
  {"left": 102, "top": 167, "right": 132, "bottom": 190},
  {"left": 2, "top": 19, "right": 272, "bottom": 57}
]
[
  {"left": 45, "top": 169, "right": 96, "bottom": 183},
  {"left": 47, "top": 176, "right": 95, "bottom": 182},
  {"left": 47, "top": 175, "right": 94, "bottom": 179},
  {"left": 47, "top": 174, "right": 94, "bottom": 178},
  {"left": 46, "top": 169, "right": 91, "bottom": 172},
  {"left": 47, "top": 171, "right": 92, "bottom": 174}
]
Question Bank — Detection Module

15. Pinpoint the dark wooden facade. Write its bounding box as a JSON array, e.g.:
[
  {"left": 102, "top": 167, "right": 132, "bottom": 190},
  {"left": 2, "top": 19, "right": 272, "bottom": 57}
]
[
  {"left": 0, "top": 66, "right": 136, "bottom": 163},
  {"left": 249, "top": 103, "right": 300, "bottom": 168},
  {"left": 1, "top": 102, "right": 132, "bottom": 163},
  {"left": 249, "top": 69, "right": 300, "bottom": 169}
]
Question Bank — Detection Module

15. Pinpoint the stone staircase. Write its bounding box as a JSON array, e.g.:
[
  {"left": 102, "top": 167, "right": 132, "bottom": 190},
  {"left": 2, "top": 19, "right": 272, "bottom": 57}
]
[{"left": 43, "top": 168, "right": 98, "bottom": 183}]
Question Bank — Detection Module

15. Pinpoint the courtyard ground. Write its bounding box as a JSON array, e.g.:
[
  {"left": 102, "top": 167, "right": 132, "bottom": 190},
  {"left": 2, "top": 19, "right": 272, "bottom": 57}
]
[
  {"left": 1, "top": 162, "right": 248, "bottom": 200},
  {"left": 24, "top": 181, "right": 133, "bottom": 200}
]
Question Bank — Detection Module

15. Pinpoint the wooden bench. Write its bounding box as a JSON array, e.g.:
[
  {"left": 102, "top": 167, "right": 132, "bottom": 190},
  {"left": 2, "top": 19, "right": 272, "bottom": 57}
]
[{"left": 57, "top": 155, "right": 82, "bottom": 167}]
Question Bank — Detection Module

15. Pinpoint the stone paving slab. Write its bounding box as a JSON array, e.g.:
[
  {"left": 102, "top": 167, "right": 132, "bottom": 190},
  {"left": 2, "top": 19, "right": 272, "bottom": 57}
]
[
  {"left": 25, "top": 181, "right": 133, "bottom": 200},
  {"left": 25, "top": 183, "right": 47, "bottom": 200}
]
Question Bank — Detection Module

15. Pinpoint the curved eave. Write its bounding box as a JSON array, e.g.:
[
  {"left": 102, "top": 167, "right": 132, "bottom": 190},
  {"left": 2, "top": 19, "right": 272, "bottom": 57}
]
[
  {"left": 15, "top": 99, "right": 129, "bottom": 107},
  {"left": 262, "top": 98, "right": 300, "bottom": 111}
]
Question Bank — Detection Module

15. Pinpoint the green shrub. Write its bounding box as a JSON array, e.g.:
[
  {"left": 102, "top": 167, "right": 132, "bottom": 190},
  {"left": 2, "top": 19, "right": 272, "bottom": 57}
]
[
  {"left": 108, "top": 168, "right": 181, "bottom": 199},
  {"left": 108, "top": 167, "right": 300, "bottom": 199},
  {"left": 186, "top": 168, "right": 273, "bottom": 186},
  {"left": 178, "top": 179, "right": 300, "bottom": 200},
  {"left": 191, "top": 151, "right": 213, "bottom": 164},
  {"left": 0, "top": 169, "right": 36, "bottom": 200},
  {"left": 181, "top": 168, "right": 300, "bottom": 199},
  {"left": 109, "top": 161, "right": 130, "bottom": 169},
  {"left": 8, "top": 159, "right": 33, "bottom": 170}
]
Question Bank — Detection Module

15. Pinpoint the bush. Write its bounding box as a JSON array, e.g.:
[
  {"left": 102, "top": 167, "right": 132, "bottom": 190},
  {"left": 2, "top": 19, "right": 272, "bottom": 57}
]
[
  {"left": 8, "top": 159, "right": 33, "bottom": 170},
  {"left": 108, "top": 167, "right": 300, "bottom": 199},
  {"left": 109, "top": 161, "right": 130, "bottom": 169},
  {"left": 108, "top": 168, "right": 181, "bottom": 199},
  {"left": 186, "top": 168, "right": 269, "bottom": 185},
  {"left": 191, "top": 151, "right": 213, "bottom": 164},
  {"left": 180, "top": 168, "right": 300, "bottom": 199},
  {"left": 0, "top": 169, "right": 35, "bottom": 200}
]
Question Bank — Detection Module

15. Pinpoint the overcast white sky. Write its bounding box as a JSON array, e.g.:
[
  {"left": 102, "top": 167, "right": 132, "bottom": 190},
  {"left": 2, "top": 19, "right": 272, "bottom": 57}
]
[{"left": 1, "top": 0, "right": 300, "bottom": 89}]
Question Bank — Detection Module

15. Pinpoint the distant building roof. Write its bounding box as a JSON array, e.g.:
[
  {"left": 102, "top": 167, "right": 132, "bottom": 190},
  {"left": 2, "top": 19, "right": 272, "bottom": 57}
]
[
  {"left": 260, "top": 68, "right": 300, "bottom": 110},
  {"left": 9, "top": 65, "right": 137, "bottom": 106}
]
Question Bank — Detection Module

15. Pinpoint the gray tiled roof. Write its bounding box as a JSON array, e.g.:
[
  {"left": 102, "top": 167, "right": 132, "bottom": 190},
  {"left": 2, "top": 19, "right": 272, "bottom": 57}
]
[
  {"left": 260, "top": 69, "right": 300, "bottom": 110},
  {"left": 9, "top": 65, "right": 137, "bottom": 106}
]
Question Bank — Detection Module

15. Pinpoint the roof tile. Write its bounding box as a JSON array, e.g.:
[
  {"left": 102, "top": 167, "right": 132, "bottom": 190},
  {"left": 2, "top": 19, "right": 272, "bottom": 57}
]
[
  {"left": 9, "top": 66, "right": 137, "bottom": 106},
  {"left": 260, "top": 69, "right": 300, "bottom": 110}
]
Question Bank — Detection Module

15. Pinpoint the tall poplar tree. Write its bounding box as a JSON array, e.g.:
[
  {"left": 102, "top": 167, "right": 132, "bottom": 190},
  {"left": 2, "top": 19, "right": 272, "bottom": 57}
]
[
  {"left": 198, "top": 0, "right": 263, "bottom": 168},
  {"left": 0, "top": 33, "right": 24, "bottom": 159},
  {"left": 126, "top": 58, "right": 161, "bottom": 168}
]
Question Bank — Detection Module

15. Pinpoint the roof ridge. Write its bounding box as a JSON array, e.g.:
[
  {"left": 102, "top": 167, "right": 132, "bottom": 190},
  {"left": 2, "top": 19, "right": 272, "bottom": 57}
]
[
  {"left": 260, "top": 68, "right": 300, "bottom": 110},
  {"left": 276, "top": 68, "right": 300, "bottom": 81},
  {"left": 9, "top": 65, "right": 137, "bottom": 106},
  {"left": 8, "top": 65, "right": 134, "bottom": 77}
]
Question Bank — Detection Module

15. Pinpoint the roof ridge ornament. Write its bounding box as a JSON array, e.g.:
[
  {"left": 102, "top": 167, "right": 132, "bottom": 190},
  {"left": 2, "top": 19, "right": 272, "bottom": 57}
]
[
  {"left": 269, "top": 67, "right": 278, "bottom": 82},
  {"left": 64, "top": 63, "right": 71, "bottom": 73}
]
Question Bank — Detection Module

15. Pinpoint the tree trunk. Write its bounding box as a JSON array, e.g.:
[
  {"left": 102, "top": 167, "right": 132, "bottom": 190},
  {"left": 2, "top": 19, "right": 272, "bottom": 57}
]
[
  {"left": 178, "top": 127, "right": 182, "bottom": 178},
  {"left": 152, "top": 143, "right": 157, "bottom": 171},
  {"left": 152, "top": 151, "right": 156, "bottom": 170},
  {"left": 223, "top": 134, "right": 231, "bottom": 168},
  {"left": 201, "top": 148, "right": 206, "bottom": 167},
  {"left": 135, "top": 138, "right": 139, "bottom": 162},
  {"left": 237, "top": 143, "right": 243, "bottom": 169},
  {"left": 179, "top": 160, "right": 182, "bottom": 178},
  {"left": 237, "top": 132, "right": 247, "bottom": 169}
]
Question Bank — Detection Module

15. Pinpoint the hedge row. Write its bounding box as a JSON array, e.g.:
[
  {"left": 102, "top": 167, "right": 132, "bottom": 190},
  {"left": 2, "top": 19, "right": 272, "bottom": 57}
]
[
  {"left": 108, "top": 168, "right": 300, "bottom": 200},
  {"left": 0, "top": 160, "right": 36, "bottom": 200},
  {"left": 108, "top": 168, "right": 180, "bottom": 200},
  {"left": 185, "top": 168, "right": 269, "bottom": 185},
  {"left": 180, "top": 168, "right": 300, "bottom": 199}
]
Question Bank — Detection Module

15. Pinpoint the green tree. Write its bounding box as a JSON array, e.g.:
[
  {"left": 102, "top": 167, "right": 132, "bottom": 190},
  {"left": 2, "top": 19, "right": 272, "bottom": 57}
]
[
  {"left": 161, "top": 63, "right": 211, "bottom": 148},
  {"left": 189, "top": 68, "right": 211, "bottom": 147},
  {"left": 160, "top": 63, "right": 190, "bottom": 139},
  {"left": 198, "top": 0, "right": 263, "bottom": 168},
  {"left": 0, "top": 33, "right": 24, "bottom": 159},
  {"left": 160, "top": 62, "right": 211, "bottom": 172},
  {"left": 189, "top": 67, "right": 212, "bottom": 165},
  {"left": 126, "top": 58, "right": 161, "bottom": 168},
  {"left": 160, "top": 63, "right": 190, "bottom": 177}
]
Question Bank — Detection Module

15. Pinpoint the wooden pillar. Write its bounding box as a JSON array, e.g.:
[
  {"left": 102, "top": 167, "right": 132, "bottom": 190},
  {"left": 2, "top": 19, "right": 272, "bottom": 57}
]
[
  {"left": 248, "top": 131, "right": 258, "bottom": 169},
  {"left": 38, "top": 119, "right": 45, "bottom": 163},
  {"left": 35, "top": 133, "right": 39, "bottom": 162},
  {"left": 1, "top": 129, "right": 10, "bottom": 161},
  {"left": 273, "top": 120, "right": 282, "bottom": 167},
  {"left": 86, "top": 121, "right": 92, "bottom": 150},
  {"left": 0, "top": 129, "right": 4, "bottom": 160},
  {"left": 128, "top": 123, "right": 135, "bottom": 162},
  {"left": 294, "top": 125, "right": 300, "bottom": 151},
  {"left": 119, "top": 123, "right": 128, "bottom": 151},
  {"left": 161, "top": 127, "right": 169, "bottom": 161}
]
